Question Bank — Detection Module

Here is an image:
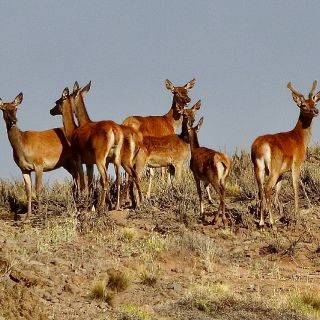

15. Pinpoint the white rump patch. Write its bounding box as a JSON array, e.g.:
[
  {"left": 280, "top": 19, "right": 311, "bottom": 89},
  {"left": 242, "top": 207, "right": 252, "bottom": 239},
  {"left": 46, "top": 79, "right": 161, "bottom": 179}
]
[{"left": 216, "top": 162, "right": 225, "bottom": 180}]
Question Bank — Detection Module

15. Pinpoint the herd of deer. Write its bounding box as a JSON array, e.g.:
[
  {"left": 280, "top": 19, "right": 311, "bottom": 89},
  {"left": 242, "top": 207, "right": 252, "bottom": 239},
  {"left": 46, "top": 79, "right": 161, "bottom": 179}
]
[{"left": 0, "top": 79, "right": 319, "bottom": 229}]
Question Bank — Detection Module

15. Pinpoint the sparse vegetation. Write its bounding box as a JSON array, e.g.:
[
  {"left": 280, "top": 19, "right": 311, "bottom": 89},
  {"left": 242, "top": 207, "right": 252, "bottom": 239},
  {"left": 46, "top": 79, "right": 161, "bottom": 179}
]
[{"left": 0, "top": 148, "right": 320, "bottom": 319}]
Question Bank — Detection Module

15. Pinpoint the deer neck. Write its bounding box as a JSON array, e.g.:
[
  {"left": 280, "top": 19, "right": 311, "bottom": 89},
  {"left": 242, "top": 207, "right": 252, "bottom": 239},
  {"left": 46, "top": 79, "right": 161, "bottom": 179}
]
[
  {"left": 292, "top": 112, "right": 314, "bottom": 147},
  {"left": 189, "top": 131, "right": 201, "bottom": 151},
  {"left": 74, "top": 96, "right": 91, "bottom": 126},
  {"left": 62, "top": 100, "right": 78, "bottom": 143},
  {"left": 6, "top": 125, "right": 25, "bottom": 156},
  {"left": 164, "top": 100, "right": 183, "bottom": 131},
  {"left": 179, "top": 116, "right": 190, "bottom": 142}
]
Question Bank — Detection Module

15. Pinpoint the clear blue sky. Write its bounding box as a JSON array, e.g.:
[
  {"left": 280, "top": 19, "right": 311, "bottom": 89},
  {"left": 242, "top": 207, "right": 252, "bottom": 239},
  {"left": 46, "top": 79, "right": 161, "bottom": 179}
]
[{"left": 1, "top": 1, "right": 320, "bottom": 182}]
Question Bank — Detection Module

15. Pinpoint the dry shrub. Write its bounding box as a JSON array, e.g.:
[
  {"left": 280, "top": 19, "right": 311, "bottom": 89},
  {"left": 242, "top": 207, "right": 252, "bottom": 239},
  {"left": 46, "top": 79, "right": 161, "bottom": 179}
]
[
  {"left": 107, "top": 268, "right": 130, "bottom": 292},
  {"left": 90, "top": 278, "right": 114, "bottom": 305}
]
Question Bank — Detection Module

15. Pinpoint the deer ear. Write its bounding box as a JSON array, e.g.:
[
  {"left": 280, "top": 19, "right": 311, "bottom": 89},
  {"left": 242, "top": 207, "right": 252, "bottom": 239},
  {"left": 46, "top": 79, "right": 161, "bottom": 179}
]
[
  {"left": 184, "top": 78, "right": 196, "bottom": 90},
  {"left": 193, "top": 100, "right": 201, "bottom": 110},
  {"left": 62, "top": 87, "right": 69, "bottom": 99},
  {"left": 313, "top": 91, "right": 320, "bottom": 102},
  {"left": 165, "top": 79, "right": 175, "bottom": 92},
  {"left": 291, "top": 93, "right": 304, "bottom": 107},
  {"left": 14, "top": 93, "right": 23, "bottom": 106},
  {"left": 0, "top": 98, "right": 3, "bottom": 109},
  {"left": 196, "top": 117, "right": 203, "bottom": 132},
  {"left": 73, "top": 81, "right": 80, "bottom": 93},
  {"left": 81, "top": 81, "right": 91, "bottom": 97}
]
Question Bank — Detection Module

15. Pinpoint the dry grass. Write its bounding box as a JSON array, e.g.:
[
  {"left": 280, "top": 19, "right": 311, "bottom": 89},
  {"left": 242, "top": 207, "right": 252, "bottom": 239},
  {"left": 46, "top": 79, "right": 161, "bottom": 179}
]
[{"left": 1, "top": 147, "right": 320, "bottom": 319}]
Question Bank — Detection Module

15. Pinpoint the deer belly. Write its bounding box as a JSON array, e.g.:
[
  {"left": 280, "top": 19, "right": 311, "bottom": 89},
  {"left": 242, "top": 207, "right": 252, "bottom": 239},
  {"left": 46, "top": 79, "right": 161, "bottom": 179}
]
[{"left": 147, "top": 154, "right": 172, "bottom": 168}]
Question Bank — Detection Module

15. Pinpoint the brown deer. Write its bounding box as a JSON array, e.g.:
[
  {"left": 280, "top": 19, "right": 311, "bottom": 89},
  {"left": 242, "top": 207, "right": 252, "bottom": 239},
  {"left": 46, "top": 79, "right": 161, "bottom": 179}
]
[
  {"left": 122, "top": 78, "right": 196, "bottom": 135},
  {"left": 0, "top": 93, "right": 80, "bottom": 219},
  {"left": 50, "top": 88, "right": 123, "bottom": 211},
  {"left": 134, "top": 100, "right": 201, "bottom": 199},
  {"left": 251, "top": 81, "right": 319, "bottom": 228},
  {"left": 123, "top": 78, "right": 196, "bottom": 181},
  {"left": 187, "top": 117, "right": 232, "bottom": 226},
  {"left": 70, "top": 81, "right": 143, "bottom": 207}
]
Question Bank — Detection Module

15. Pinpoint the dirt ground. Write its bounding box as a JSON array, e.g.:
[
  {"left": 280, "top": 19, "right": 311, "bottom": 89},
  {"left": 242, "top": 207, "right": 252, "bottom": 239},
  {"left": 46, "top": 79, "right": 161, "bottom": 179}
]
[{"left": 0, "top": 183, "right": 320, "bottom": 320}]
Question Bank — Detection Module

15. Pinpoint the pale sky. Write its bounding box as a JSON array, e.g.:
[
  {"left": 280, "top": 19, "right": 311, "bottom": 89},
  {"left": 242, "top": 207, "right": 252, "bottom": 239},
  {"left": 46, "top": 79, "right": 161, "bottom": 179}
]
[{"left": 1, "top": 1, "right": 320, "bottom": 182}]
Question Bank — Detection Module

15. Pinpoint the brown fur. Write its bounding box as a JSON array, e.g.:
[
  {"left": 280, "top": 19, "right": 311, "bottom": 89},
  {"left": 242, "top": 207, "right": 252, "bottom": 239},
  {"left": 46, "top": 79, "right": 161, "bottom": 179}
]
[
  {"left": 122, "top": 79, "right": 196, "bottom": 136},
  {"left": 251, "top": 81, "right": 320, "bottom": 228},
  {"left": 70, "top": 82, "right": 143, "bottom": 208},
  {"left": 0, "top": 93, "right": 78, "bottom": 219},
  {"left": 50, "top": 88, "right": 124, "bottom": 211},
  {"left": 187, "top": 117, "right": 232, "bottom": 226},
  {"left": 134, "top": 101, "right": 201, "bottom": 199}
]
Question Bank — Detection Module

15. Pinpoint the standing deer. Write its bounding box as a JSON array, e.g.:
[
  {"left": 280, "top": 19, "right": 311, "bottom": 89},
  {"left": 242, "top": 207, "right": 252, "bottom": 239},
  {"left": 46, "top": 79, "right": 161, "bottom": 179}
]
[
  {"left": 70, "top": 81, "right": 143, "bottom": 208},
  {"left": 123, "top": 78, "right": 196, "bottom": 181},
  {"left": 0, "top": 93, "right": 80, "bottom": 219},
  {"left": 187, "top": 117, "right": 232, "bottom": 226},
  {"left": 251, "top": 81, "right": 319, "bottom": 228},
  {"left": 122, "top": 78, "right": 196, "bottom": 135},
  {"left": 134, "top": 100, "right": 201, "bottom": 198},
  {"left": 50, "top": 88, "right": 123, "bottom": 211}
]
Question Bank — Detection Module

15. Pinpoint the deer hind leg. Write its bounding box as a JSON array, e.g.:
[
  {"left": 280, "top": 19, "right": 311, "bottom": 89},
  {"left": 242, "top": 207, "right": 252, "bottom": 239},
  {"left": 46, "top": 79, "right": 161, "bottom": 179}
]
[
  {"left": 274, "top": 176, "right": 283, "bottom": 217},
  {"left": 22, "top": 172, "right": 32, "bottom": 219},
  {"left": 146, "top": 168, "right": 154, "bottom": 199},
  {"left": 205, "top": 184, "right": 214, "bottom": 204},
  {"left": 193, "top": 174, "right": 204, "bottom": 219},
  {"left": 253, "top": 159, "right": 267, "bottom": 228},
  {"left": 113, "top": 162, "right": 122, "bottom": 210},
  {"left": 86, "top": 164, "right": 94, "bottom": 193},
  {"left": 209, "top": 175, "right": 226, "bottom": 226},
  {"left": 96, "top": 161, "right": 109, "bottom": 212},
  {"left": 264, "top": 172, "right": 280, "bottom": 229}
]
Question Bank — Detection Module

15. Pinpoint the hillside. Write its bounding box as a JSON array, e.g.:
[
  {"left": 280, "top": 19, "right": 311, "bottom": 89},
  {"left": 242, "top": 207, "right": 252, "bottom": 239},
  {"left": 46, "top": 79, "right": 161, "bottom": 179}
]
[{"left": 0, "top": 148, "right": 320, "bottom": 319}]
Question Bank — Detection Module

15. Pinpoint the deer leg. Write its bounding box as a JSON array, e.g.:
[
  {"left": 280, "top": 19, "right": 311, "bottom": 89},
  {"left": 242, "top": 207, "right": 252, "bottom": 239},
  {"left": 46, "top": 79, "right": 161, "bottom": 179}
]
[
  {"left": 22, "top": 172, "right": 32, "bottom": 219},
  {"left": 292, "top": 165, "right": 301, "bottom": 218},
  {"left": 86, "top": 164, "right": 94, "bottom": 193},
  {"left": 96, "top": 161, "right": 109, "bottom": 212},
  {"left": 114, "top": 162, "right": 121, "bottom": 210},
  {"left": 146, "top": 168, "right": 154, "bottom": 199},
  {"left": 253, "top": 162, "right": 266, "bottom": 228},
  {"left": 264, "top": 173, "right": 280, "bottom": 229},
  {"left": 274, "top": 177, "right": 283, "bottom": 216},
  {"left": 193, "top": 174, "right": 204, "bottom": 219},
  {"left": 34, "top": 167, "right": 43, "bottom": 195},
  {"left": 205, "top": 184, "right": 214, "bottom": 204}
]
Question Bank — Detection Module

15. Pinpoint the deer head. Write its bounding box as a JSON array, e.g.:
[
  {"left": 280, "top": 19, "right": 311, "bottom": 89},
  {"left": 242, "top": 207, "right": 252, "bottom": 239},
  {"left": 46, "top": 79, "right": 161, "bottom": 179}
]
[
  {"left": 0, "top": 93, "right": 23, "bottom": 130},
  {"left": 287, "top": 81, "right": 320, "bottom": 118},
  {"left": 50, "top": 88, "right": 70, "bottom": 116},
  {"left": 183, "top": 100, "right": 201, "bottom": 126},
  {"left": 165, "top": 78, "right": 195, "bottom": 111}
]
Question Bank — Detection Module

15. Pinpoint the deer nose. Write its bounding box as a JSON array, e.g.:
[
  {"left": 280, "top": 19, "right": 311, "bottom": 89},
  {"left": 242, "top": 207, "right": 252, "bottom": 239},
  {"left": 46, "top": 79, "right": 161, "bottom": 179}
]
[{"left": 315, "top": 108, "right": 319, "bottom": 115}]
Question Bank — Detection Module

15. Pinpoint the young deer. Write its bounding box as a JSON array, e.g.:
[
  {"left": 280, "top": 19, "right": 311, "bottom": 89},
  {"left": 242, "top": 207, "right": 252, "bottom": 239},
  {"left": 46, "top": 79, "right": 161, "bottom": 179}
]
[
  {"left": 0, "top": 93, "right": 79, "bottom": 219},
  {"left": 187, "top": 117, "right": 232, "bottom": 226},
  {"left": 251, "top": 81, "right": 319, "bottom": 228},
  {"left": 50, "top": 88, "right": 123, "bottom": 211},
  {"left": 134, "top": 100, "right": 201, "bottom": 199},
  {"left": 71, "top": 81, "right": 143, "bottom": 207}
]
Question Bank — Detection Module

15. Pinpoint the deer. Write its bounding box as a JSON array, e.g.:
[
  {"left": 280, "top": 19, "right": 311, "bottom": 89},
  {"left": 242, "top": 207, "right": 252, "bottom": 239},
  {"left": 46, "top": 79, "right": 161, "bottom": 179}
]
[
  {"left": 50, "top": 87, "right": 124, "bottom": 211},
  {"left": 122, "top": 78, "right": 196, "bottom": 135},
  {"left": 133, "top": 100, "right": 202, "bottom": 199},
  {"left": 122, "top": 78, "right": 196, "bottom": 181},
  {"left": 186, "top": 116, "right": 232, "bottom": 226},
  {"left": 251, "top": 81, "right": 319, "bottom": 229},
  {"left": 70, "top": 81, "right": 144, "bottom": 208},
  {"left": 0, "top": 93, "right": 80, "bottom": 219}
]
